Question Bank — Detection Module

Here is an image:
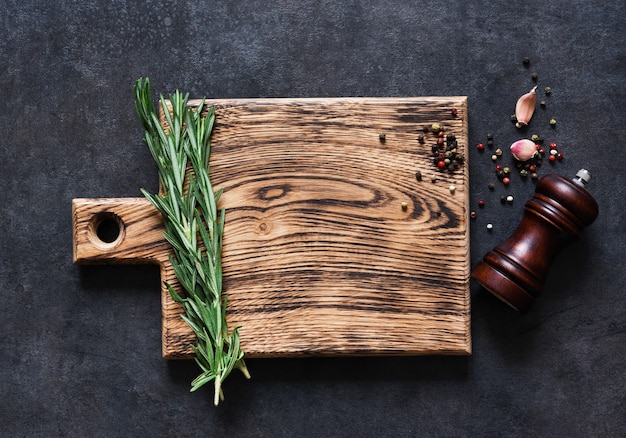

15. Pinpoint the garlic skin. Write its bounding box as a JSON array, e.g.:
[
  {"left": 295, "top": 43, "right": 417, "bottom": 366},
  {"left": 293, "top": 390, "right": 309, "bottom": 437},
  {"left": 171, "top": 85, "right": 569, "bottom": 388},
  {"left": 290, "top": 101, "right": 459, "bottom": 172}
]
[
  {"left": 510, "top": 139, "right": 537, "bottom": 161},
  {"left": 515, "top": 86, "right": 537, "bottom": 128}
]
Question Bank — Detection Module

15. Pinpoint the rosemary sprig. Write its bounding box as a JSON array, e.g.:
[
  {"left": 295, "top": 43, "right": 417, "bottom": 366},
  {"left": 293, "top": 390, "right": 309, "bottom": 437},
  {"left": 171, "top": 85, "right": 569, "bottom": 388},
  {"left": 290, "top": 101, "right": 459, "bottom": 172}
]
[{"left": 134, "top": 77, "right": 250, "bottom": 406}]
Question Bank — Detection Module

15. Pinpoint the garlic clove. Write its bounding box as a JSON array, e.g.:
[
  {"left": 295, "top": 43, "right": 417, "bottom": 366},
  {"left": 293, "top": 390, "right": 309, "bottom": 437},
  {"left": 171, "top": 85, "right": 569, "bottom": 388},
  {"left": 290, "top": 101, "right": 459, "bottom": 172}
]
[
  {"left": 510, "top": 139, "right": 538, "bottom": 161},
  {"left": 515, "top": 86, "right": 537, "bottom": 128}
]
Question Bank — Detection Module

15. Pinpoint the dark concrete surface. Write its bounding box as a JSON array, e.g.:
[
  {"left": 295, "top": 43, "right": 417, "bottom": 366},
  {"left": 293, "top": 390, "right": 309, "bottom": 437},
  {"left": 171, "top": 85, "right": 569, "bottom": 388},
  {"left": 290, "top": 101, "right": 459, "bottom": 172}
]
[{"left": 1, "top": 1, "right": 625, "bottom": 436}]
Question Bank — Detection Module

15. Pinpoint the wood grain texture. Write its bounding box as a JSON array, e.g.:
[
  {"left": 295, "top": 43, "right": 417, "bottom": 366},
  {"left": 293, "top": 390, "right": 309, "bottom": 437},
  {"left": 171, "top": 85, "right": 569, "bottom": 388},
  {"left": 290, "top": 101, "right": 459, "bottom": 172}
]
[{"left": 73, "top": 97, "right": 471, "bottom": 358}]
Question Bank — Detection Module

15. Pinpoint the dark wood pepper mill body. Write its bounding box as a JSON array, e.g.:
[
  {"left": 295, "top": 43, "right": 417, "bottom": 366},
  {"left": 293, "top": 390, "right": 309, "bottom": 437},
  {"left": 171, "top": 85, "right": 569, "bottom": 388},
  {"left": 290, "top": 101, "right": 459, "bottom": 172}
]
[{"left": 471, "top": 170, "right": 599, "bottom": 311}]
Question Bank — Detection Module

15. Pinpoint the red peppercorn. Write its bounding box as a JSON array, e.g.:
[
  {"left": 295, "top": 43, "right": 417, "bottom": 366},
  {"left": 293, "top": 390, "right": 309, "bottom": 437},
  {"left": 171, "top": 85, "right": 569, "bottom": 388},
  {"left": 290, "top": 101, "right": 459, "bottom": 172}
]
[
  {"left": 557, "top": 152, "right": 564, "bottom": 160},
  {"left": 495, "top": 164, "right": 502, "bottom": 172},
  {"left": 478, "top": 199, "right": 485, "bottom": 208},
  {"left": 549, "top": 154, "right": 556, "bottom": 163},
  {"left": 451, "top": 108, "right": 458, "bottom": 117},
  {"left": 549, "top": 142, "right": 558, "bottom": 150},
  {"left": 529, "top": 164, "right": 536, "bottom": 172},
  {"left": 477, "top": 143, "right": 485, "bottom": 152},
  {"left": 502, "top": 177, "right": 510, "bottom": 185},
  {"left": 535, "top": 144, "right": 541, "bottom": 150},
  {"left": 538, "top": 148, "right": 546, "bottom": 156},
  {"left": 470, "top": 211, "right": 477, "bottom": 219},
  {"left": 437, "top": 160, "right": 446, "bottom": 169}
]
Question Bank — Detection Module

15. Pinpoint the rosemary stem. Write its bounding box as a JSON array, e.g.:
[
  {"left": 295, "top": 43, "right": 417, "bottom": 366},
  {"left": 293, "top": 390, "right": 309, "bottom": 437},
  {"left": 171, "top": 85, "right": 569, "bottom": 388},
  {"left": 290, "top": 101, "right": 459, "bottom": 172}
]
[{"left": 134, "top": 77, "right": 248, "bottom": 406}]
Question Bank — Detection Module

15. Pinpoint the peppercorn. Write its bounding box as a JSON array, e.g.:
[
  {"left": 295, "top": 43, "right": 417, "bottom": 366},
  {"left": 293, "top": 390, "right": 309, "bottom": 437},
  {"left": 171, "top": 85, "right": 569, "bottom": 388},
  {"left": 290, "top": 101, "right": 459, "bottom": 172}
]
[
  {"left": 487, "top": 139, "right": 494, "bottom": 147},
  {"left": 550, "top": 118, "right": 557, "bottom": 126},
  {"left": 470, "top": 211, "right": 477, "bottom": 219},
  {"left": 528, "top": 164, "right": 536, "bottom": 172},
  {"left": 486, "top": 223, "right": 493, "bottom": 230},
  {"left": 523, "top": 57, "right": 530, "bottom": 66},
  {"left": 495, "top": 148, "right": 503, "bottom": 156},
  {"left": 423, "top": 125, "right": 430, "bottom": 133},
  {"left": 418, "top": 134, "right": 425, "bottom": 144},
  {"left": 540, "top": 100, "right": 546, "bottom": 108},
  {"left": 491, "top": 154, "right": 498, "bottom": 161},
  {"left": 531, "top": 172, "right": 539, "bottom": 179},
  {"left": 549, "top": 154, "right": 556, "bottom": 163},
  {"left": 415, "top": 170, "right": 422, "bottom": 181},
  {"left": 544, "top": 87, "right": 552, "bottom": 95},
  {"left": 379, "top": 133, "right": 386, "bottom": 142},
  {"left": 487, "top": 133, "right": 493, "bottom": 141},
  {"left": 500, "top": 196, "right": 507, "bottom": 204},
  {"left": 531, "top": 134, "right": 540, "bottom": 142},
  {"left": 431, "top": 123, "right": 441, "bottom": 133},
  {"left": 503, "top": 167, "right": 511, "bottom": 175},
  {"left": 511, "top": 114, "right": 517, "bottom": 123},
  {"left": 478, "top": 199, "right": 485, "bottom": 208},
  {"left": 401, "top": 201, "right": 408, "bottom": 211},
  {"left": 437, "top": 160, "right": 446, "bottom": 169},
  {"left": 519, "top": 169, "right": 528, "bottom": 177},
  {"left": 495, "top": 164, "right": 503, "bottom": 172},
  {"left": 502, "top": 177, "right": 510, "bottom": 185},
  {"left": 557, "top": 152, "right": 563, "bottom": 161},
  {"left": 550, "top": 149, "right": 558, "bottom": 156},
  {"left": 488, "top": 182, "right": 495, "bottom": 190},
  {"left": 431, "top": 175, "right": 437, "bottom": 183},
  {"left": 532, "top": 72, "right": 538, "bottom": 82},
  {"left": 451, "top": 108, "right": 458, "bottom": 117},
  {"left": 549, "top": 142, "right": 558, "bottom": 150},
  {"left": 449, "top": 185, "right": 456, "bottom": 194}
]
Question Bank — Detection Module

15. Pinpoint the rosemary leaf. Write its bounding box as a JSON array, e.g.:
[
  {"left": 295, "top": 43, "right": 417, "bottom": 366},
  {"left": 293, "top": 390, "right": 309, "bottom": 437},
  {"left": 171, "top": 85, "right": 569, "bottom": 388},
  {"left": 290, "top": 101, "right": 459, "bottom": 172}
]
[{"left": 134, "top": 77, "right": 249, "bottom": 406}]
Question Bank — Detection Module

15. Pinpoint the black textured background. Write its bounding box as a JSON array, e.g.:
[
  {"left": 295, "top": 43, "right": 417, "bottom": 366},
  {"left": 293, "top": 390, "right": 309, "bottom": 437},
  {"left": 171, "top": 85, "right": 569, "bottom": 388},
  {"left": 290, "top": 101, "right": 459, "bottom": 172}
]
[{"left": 2, "top": 1, "right": 625, "bottom": 436}]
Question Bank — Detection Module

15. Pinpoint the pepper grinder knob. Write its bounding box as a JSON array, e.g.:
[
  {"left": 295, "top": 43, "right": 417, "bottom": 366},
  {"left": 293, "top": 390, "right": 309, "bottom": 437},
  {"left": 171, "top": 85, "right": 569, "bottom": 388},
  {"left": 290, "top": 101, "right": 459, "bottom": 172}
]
[{"left": 471, "top": 169, "right": 599, "bottom": 311}]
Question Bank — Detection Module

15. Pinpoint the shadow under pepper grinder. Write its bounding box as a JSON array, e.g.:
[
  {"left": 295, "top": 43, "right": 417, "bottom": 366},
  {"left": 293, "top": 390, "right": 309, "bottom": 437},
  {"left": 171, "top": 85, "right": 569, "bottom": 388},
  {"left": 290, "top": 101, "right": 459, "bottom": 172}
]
[{"left": 471, "top": 169, "right": 599, "bottom": 311}]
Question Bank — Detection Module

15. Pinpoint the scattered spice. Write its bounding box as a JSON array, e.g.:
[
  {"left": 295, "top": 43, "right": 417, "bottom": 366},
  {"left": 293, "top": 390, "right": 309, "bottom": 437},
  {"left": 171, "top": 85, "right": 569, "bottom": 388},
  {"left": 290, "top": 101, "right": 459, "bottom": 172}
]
[
  {"left": 523, "top": 57, "right": 530, "bottom": 66},
  {"left": 486, "top": 223, "right": 493, "bottom": 230},
  {"left": 470, "top": 211, "right": 477, "bottom": 219},
  {"left": 379, "top": 133, "right": 386, "bottom": 142},
  {"left": 544, "top": 87, "right": 552, "bottom": 95},
  {"left": 415, "top": 170, "right": 422, "bottom": 181},
  {"left": 449, "top": 185, "right": 456, "bottom": 194},
  {"left": 401, "top": 201, "right": 408, "bottom": 211},
  {"left": 531, "top": 72, "right": 538, "bottom": 82},
  {"left": 550, "top": 118, "right": 557, "bottom": 126},
  {"left": 418, "top": 134, "right": 425, "bottom": 144},
  {"left": 451, "top": 108, "right": 458, "bottom": 117},
  {"left": 488, "top": 182, "right": 495, "bottom": 190},
  {"left": 478, "top": 199, "right": 485, "bottom": 208}
]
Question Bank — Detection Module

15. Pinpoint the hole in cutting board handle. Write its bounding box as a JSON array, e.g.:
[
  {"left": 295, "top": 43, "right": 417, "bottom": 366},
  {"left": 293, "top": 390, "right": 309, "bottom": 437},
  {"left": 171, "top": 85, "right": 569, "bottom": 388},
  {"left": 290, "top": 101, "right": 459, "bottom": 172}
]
[{"left": 88, "top": 212, "right": 125, "bottom": 250}]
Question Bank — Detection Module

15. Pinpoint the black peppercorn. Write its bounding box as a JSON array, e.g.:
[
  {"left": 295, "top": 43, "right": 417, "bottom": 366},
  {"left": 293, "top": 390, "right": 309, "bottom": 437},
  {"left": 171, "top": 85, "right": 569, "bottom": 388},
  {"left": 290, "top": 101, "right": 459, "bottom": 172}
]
[
  {"left": 415, "top": 170, "right": 422, "bottom": 181},
  {"left": 379, "top": 133, "right": 386, "bottom": 142}
]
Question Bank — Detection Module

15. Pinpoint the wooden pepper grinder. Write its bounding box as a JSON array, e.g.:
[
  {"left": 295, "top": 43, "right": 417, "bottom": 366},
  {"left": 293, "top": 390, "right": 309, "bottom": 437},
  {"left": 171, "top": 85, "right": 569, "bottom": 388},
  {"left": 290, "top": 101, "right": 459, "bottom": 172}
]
[{"left": 472, "top": 169, "right": 599, "bottom": 311}]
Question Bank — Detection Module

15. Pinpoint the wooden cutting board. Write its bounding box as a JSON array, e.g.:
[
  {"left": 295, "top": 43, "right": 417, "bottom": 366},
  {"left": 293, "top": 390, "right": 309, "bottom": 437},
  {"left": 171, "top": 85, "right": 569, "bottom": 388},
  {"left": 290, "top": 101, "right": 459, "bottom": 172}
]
[{"left": 72, "top": 97, "right": 471, "bottom": 359}]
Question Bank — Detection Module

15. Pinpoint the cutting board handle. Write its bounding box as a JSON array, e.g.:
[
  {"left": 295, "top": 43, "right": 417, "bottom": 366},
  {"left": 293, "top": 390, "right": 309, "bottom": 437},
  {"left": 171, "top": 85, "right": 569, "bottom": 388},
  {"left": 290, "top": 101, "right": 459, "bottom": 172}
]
[{"left": 72, "top": 198, "right": 169, "bottom": 265}]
